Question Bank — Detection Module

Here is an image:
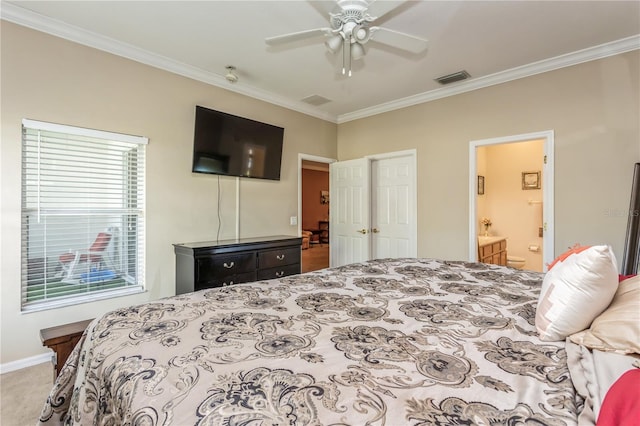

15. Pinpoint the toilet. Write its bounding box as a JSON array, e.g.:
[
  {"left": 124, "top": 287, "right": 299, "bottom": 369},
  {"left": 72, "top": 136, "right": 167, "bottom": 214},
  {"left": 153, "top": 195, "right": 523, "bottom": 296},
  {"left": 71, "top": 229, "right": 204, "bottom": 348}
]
[{"left": 507, "top": 255, "right": 526, "bottom": 269}]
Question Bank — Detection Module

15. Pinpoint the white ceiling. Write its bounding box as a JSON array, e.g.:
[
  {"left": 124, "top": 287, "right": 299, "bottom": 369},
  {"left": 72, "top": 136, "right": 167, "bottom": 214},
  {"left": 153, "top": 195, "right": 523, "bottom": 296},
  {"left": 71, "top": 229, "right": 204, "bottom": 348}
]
[{"left": 3, "top": 1, "right": 640, "bottom": 123}]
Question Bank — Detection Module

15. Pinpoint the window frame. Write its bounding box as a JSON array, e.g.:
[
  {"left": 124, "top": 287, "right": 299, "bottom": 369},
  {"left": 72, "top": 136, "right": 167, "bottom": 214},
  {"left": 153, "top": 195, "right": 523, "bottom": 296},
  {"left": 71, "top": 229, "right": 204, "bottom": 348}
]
[{"left": 20, "top": 119, "right": 148, "bottom": 312}]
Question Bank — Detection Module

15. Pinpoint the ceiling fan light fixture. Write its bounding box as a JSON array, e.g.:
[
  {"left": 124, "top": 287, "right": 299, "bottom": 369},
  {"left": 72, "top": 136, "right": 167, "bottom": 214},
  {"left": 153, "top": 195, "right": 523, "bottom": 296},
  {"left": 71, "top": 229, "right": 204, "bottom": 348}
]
[
  {"left": 325, "top": 35, "right": 343, "bottom": 53},
  {"left": 353, "top": 24, "right": 370, "bottom": 43},
  {"left": 351, "top": 42, "right": 365, "bottom": 60},
  {"left": 266, "top": 0, "right": 425, "bottom": 76}
]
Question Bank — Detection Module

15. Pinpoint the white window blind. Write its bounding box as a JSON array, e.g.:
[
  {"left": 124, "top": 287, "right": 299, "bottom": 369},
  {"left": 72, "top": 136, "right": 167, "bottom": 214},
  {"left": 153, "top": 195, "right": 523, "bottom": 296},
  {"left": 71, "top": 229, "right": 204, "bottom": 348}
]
[{"left": 21, "top": 119, "right": 147, "bottom": 312}]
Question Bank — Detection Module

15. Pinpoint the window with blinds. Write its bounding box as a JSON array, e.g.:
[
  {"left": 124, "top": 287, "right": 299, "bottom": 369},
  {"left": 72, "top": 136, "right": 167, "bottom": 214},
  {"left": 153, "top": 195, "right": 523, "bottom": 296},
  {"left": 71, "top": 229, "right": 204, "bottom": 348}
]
[{"left": 21, "top": 119, "right": 147, "bottom": 312}]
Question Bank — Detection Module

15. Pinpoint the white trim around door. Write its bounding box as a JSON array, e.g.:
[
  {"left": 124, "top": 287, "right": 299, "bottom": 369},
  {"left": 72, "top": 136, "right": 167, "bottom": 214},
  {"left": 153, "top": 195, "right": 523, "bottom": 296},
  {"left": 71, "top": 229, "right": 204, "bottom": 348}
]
[
  {"left": 469, "top": 131, "right": 555, "bottom": 270},
  {"left": 297, "top": 153, "right": 337, "bottom": 236}
]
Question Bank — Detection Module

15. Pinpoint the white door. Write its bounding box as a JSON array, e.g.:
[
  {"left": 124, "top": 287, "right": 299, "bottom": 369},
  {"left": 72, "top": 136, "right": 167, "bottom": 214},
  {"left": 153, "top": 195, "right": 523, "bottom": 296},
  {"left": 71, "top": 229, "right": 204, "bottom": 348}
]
[
  {"left": 330, "top": 158, "right": 371, "bottom": 267},
  {"left": 371, "top": 156, "right": 416, "bottom": 258}
]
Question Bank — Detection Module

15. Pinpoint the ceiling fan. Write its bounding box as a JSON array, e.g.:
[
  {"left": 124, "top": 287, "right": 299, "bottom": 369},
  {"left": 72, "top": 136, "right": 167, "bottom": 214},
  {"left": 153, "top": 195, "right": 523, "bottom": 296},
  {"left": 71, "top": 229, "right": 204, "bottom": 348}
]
[{"left": 265, "top": 0, "right": 428, "bottom": 77}]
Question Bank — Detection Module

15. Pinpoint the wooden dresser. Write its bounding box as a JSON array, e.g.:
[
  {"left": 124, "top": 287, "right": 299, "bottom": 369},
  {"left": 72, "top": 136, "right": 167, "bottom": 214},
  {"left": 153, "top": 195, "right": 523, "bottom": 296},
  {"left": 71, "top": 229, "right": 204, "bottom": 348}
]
[
  {"left": 174, "top": 235, "right": 302, "bottom": 294},
  {"left": 478, "top": 236, "right": 507, "bottom": 266}
]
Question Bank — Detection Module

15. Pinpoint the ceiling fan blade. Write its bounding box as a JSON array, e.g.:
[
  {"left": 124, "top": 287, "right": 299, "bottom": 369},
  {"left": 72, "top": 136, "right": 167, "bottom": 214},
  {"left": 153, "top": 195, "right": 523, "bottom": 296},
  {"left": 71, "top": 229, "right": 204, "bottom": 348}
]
[
  {"left": 368, "top": 27, "right": 428, "bottom": 53},
  {"left": 265, "top": 28, "right": 334, "bottom": 45},
  {"left": 366, "top": 0, "right": 407, "bottom": 20},
  {"left": 309, "top": 1, "right": 337, "bottom": 17}
]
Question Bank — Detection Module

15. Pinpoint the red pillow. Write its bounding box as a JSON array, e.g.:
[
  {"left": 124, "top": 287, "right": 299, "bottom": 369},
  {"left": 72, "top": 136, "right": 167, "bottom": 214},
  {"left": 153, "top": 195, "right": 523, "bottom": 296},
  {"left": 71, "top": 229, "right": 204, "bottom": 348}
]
[
  {"left": 546, "top": 244, "right": 591, "bottom": 270},
  {"left": 619, "top": 274, "right": 637, "bottom": 282},
  {"left": 597, "top": 368, "right": 640, "bottom": 426}
]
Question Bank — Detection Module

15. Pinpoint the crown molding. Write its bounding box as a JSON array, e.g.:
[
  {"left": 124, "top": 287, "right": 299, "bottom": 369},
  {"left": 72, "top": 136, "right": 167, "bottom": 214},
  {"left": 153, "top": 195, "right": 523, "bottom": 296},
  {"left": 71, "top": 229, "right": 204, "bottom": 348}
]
[
  {"left": 337, "top": 34, "right": 640, "bottom": 123},
  {"left": 2, "top": 3, "right": 638, "bottom": 125},
  {"left": 0, "top": 3, "right": 338, "bottom": 123}
]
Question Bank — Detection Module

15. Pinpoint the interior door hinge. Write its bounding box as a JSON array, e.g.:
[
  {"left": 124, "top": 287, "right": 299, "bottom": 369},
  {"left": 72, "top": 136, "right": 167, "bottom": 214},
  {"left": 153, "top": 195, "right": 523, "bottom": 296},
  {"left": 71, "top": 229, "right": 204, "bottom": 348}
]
[{"left": 543, "top": 155, "right": 547, "bottom": 164}]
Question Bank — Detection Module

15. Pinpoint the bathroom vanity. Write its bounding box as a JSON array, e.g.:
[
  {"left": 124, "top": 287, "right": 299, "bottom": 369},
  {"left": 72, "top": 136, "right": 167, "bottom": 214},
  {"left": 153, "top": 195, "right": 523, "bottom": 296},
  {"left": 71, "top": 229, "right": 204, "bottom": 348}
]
[{"left": 478, "top": 236, "right": 507, "bottom": 266}]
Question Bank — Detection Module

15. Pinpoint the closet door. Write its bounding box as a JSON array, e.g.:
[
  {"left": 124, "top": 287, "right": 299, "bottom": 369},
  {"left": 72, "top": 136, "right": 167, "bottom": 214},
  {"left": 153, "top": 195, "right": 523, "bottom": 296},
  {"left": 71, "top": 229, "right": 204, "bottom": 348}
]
[
  {"left": 330, "top": 158, "right": 371, "bottom": 267},
  {"left": 371, "top": 156, "right": 416, "bottom": 259}
]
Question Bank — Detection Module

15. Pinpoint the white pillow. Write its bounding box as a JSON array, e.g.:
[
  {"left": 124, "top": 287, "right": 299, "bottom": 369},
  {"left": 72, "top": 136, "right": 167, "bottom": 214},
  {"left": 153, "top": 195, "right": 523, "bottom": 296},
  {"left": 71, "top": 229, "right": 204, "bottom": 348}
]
[
  {"left": 535, "top": 245, "right": 618, "bottom": 341},
  {"left": 570, "top": 275, "right": 640, "bottom": 354}
]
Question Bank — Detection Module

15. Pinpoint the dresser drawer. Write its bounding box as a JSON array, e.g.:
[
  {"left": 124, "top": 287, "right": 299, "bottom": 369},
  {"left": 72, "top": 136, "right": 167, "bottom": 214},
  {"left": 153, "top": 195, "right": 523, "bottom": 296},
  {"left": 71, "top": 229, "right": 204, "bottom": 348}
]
[
  {"left": 211, "top": 252, "right": 255, "bottom": 272},
  {"left": 196, "top": 252, "right": 255, "bottom": 283},
  {"left": 258, "top": 247, "right": 300, "bottom": 269},
  {"left": 195, "top": 271, "right": 257, "bottom": 291},
  {"left": 257, "top": 263, "right": 300, "bottom": 281}
]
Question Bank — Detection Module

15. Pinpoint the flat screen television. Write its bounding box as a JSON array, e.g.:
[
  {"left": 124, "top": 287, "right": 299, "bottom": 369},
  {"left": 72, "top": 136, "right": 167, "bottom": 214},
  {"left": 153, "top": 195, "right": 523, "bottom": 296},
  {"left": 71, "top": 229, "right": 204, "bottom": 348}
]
[{"left": 192, "top": 105, "right": 284, "bottom": 180}]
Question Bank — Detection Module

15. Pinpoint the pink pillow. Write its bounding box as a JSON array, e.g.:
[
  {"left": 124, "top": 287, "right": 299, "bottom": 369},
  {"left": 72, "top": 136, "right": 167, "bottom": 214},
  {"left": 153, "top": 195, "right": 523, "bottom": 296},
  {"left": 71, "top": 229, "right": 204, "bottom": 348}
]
[{"left": 546, "top": 244, "right": 591, "bottom": 270}]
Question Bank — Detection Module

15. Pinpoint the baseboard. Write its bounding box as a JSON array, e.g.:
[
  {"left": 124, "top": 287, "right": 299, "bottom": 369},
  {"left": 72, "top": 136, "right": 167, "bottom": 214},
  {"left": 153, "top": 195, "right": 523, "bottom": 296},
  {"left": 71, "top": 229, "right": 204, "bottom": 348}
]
[{"left": 0, "top": 352, "right": 52, "bottom": 374}]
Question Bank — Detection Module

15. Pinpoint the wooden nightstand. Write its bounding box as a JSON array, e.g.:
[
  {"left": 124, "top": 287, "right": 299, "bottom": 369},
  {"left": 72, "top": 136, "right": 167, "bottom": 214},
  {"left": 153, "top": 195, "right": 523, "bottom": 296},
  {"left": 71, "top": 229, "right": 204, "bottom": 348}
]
[{"left": 40, "top": 319, "right": 93, "bottom": 378}]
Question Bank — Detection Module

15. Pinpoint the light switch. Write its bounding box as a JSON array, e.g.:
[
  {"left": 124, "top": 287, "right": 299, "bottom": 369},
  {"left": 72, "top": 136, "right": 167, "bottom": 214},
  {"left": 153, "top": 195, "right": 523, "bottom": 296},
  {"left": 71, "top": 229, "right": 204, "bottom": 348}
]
[{"left": 290, "top": 216, "right": 297, "bottom": 226}]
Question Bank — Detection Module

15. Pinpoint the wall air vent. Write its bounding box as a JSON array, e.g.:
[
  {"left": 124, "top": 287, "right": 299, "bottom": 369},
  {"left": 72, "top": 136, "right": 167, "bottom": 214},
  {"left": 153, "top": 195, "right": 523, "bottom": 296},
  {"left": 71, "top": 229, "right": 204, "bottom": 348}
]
[
  {"left": 301, "top": 94, "right": 331, "bottom": 106},
  {"left": 435, "top": 70, "right": 471, "bottom": 85}
]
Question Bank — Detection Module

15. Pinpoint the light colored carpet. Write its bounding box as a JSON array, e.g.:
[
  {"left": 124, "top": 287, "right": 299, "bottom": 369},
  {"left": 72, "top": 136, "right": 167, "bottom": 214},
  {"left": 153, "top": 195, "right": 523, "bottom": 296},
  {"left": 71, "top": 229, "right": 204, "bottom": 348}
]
[{"left": 0, "top": 361, "right": 53, "bottom": 426}]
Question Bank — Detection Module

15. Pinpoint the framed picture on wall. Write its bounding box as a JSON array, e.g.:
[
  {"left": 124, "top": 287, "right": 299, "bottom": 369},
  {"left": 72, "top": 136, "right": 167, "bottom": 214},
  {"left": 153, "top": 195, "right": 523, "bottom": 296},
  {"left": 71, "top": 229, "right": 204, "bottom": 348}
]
[
  {"left": 477, "top": 176, "right": 485, "bottom": 195},
  {"left": 522, "top": 171, "right": 541, "bottom": 190},
  {"left": 321, "top": 190, "right": 329, "bottom": 204}
]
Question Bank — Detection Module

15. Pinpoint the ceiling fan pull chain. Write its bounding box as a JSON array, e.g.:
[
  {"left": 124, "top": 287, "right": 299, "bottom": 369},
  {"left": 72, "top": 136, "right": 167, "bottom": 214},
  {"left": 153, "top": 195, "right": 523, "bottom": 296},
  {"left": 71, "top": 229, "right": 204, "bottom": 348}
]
[{"left": 342, "top": 36, "right": 348, "bottom": 76}]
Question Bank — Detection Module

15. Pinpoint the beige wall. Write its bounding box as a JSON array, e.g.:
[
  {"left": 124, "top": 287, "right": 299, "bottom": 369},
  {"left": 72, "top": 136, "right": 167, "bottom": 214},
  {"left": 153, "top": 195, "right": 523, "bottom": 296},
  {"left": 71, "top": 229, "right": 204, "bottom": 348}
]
[
  {"left": 0, "top": 22, "right": 337, "bottom": 364},
  {"left": 479, "top": 141, "right": 545, "bottom": 272},
  {"left": 338, "top": 51, "right": 640, "bottom": 263}
]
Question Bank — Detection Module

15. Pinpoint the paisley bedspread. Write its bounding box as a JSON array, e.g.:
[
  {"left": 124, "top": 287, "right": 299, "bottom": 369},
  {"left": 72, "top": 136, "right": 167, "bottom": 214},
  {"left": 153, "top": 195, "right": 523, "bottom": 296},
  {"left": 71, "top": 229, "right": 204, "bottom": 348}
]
[{"left": 39, "top": 258, "right": 580, "bottom": 425}]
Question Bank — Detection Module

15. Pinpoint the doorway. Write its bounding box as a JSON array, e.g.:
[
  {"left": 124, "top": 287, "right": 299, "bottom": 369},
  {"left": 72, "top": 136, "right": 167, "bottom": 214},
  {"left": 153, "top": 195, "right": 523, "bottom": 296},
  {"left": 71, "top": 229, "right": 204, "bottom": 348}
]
[
  {"left": 469, "top": 131, "right": 555, "bottom": 271},
  {"left": 298, "top": 154, "right": 335, "bottom": 272}
]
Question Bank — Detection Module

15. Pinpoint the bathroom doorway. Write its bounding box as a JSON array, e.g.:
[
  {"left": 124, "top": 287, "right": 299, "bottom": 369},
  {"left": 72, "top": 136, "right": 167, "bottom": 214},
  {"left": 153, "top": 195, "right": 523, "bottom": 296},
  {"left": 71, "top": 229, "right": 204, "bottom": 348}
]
[{"left": 469, "top": 131, "right": 555, "bottom": 272}]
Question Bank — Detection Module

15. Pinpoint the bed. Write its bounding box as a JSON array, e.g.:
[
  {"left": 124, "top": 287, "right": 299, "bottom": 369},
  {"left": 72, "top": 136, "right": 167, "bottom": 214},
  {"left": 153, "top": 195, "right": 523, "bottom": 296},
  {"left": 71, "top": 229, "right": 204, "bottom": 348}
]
[
  {"left": 38, "top": 165, "right": 640, "bottom": 425},
  {"left": 39, "top": 257, "right": 602, "bottom": 425}
]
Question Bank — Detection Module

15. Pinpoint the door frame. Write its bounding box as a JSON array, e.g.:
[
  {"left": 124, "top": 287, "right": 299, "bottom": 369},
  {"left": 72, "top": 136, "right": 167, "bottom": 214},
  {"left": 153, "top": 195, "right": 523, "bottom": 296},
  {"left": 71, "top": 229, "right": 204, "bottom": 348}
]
[
  {"left": 297, "top": 152, "right": 336, "bottom": 237},
  {"left": 468, "top": 131, "right": 555, "bottom": 270}
]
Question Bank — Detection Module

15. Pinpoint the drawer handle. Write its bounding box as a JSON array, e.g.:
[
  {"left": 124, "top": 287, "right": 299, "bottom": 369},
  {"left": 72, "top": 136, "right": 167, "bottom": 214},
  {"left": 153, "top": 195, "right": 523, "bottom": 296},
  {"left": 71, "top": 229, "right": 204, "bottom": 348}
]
[
  {"left": 275, "top": 271, "right": 285, "bottom": 277},
  {"left": 223, "top": 262, "right": 235, "bottom": 269},
  {"left": 276, "top": 254, "right": 285, "bottom": 260}
]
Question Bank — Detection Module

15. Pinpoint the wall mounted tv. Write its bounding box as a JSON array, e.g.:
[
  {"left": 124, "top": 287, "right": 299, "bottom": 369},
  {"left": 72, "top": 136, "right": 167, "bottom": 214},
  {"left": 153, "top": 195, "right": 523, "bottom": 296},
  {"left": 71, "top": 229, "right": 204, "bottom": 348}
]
[{"left": 192, "top": 105, "right": 284, "bottom": 180}]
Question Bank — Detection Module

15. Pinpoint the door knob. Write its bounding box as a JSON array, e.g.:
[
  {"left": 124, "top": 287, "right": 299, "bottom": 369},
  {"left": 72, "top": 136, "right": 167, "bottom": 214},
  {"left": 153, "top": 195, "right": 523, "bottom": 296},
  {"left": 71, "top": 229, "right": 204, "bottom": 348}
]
[
  {"left": 357, "top": 229, "right": 368, "bottom": 234},
  {"left": 372, "top": 228, "right": 380, "bottom": 233}
]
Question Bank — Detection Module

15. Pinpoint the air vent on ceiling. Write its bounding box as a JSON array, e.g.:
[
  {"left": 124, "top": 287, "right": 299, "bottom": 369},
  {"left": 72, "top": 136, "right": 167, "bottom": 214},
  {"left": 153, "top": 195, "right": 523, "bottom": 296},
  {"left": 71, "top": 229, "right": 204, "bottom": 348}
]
[
  {"left": 301, "top": 94, "right": 331, "bottom": 106},
  {"left": 435, "top": 70, "right": 471, "bottom": 85}
]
